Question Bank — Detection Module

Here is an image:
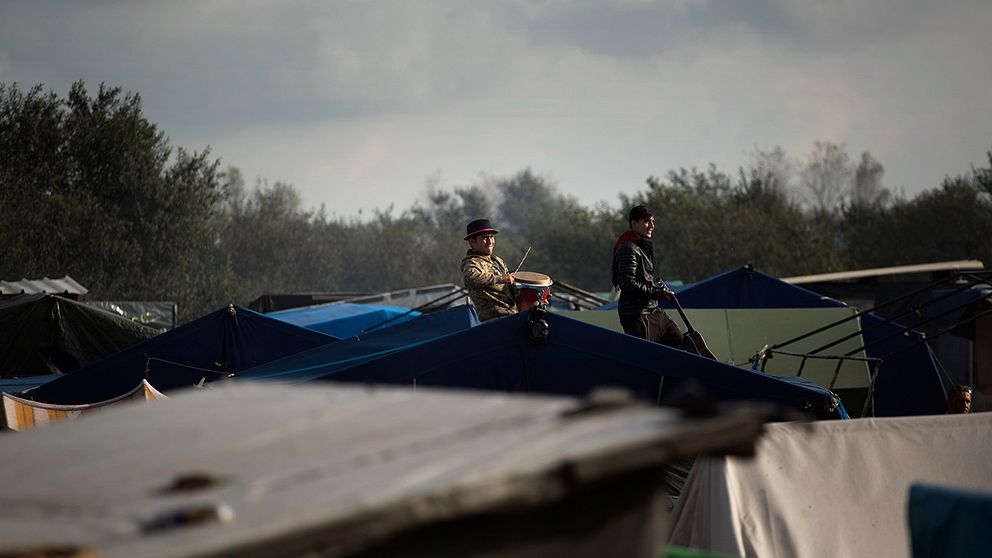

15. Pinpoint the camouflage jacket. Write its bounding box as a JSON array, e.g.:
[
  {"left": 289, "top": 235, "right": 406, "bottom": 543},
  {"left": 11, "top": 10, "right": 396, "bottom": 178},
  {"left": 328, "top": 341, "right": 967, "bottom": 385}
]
[{"left": 461, "top": 250, "right": 518, "bottom": 321}]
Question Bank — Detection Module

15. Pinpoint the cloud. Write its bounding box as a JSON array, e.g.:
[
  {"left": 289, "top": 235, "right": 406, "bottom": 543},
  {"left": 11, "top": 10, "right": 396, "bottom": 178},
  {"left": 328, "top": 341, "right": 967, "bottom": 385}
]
[{"left": 1, "top": 0, "right": 990, "bottom": 215}]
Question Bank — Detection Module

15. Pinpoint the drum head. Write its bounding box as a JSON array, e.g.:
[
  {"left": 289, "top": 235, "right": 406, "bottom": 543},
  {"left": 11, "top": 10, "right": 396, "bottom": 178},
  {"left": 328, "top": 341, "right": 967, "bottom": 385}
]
[{"left": 515, "top": 271, "right": 552, "bottom": 287}]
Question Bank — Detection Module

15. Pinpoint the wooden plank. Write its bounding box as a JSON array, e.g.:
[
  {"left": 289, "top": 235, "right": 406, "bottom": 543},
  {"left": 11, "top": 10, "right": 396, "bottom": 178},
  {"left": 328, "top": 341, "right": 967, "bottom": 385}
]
[{"left": 0, "top": 383, "right": 764, "bottom": 558}]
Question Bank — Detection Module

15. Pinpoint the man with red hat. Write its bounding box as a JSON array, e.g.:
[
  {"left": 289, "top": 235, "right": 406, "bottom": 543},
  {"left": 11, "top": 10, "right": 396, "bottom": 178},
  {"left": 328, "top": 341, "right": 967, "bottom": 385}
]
[{"left": 461, "top": 218, "right": 518, "bottom": 321}]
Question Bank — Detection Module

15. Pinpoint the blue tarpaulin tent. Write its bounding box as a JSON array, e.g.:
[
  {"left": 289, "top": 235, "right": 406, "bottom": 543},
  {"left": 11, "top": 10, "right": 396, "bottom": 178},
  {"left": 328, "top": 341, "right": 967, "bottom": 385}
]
[
  {"left": 909, "top": 483, "right": 992, "bottom": 558},
  {"left": 268, "top": 302, "right": 421, "bottom": 338},
  {"left": 0, "top": 374, "right": 59, "bottom": 395},
  {"left": 27, "top": 305, "right": 338, "bottom": 405},
  {"left": 602, "top": 267, "right": 946, "bottom": 416},
  {"left": 237, "top": 305, "right": 480, "bottom": 383},
  {"left": 303, "top": 310, "right": 846, "bottom": 419}
]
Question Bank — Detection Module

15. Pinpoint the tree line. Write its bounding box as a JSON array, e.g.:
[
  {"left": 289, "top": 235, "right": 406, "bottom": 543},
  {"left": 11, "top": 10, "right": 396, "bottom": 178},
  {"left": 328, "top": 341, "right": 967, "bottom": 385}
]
[{"left": 2, "top": 81, "right": 990, "bottom": 321}]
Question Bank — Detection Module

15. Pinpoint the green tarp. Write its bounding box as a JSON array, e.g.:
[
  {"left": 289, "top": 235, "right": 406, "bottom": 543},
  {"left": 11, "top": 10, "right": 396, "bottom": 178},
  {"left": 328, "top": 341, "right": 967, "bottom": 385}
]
[
  {"left": 559, "top": 307, "right": 871, "bottom": 391},
  {"left": 0, "top": 294, "right": 159, "bottom": 378}
]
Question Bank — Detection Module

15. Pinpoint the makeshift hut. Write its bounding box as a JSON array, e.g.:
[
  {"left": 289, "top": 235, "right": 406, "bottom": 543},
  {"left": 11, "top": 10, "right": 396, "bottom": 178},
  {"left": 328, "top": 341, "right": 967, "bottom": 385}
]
[
  {"left": 0, "top": 294, "right": 159, "bottom": 377},
  {"left": 301, "top": 309, "right": 846, "bottom": 420},
  {"left": 668, "top": 412, "right": 992, "bottom": 558},
  {"left": 25, "top": 305, "right": 337, "bottom": 405},
  {"left": 267, "top": 302, "right": 422, "bottom": 338},
  {"left": 595, "top": 267, "right": 946, "bottom": 416},
  {"left": 237, "top": 304, "right": 480, "bottom": 383}
]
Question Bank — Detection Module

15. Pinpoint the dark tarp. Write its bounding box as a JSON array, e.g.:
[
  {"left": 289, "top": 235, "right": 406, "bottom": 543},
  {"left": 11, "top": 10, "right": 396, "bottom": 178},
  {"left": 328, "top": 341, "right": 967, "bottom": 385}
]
[
  {"left": 27, "top": 305, "right": 338, "bottom": 405},
  {"left": 909, "top": 483, "right": 992, "bottom": 558},
  {"left": 306, "top": 310, "right": 846, "bottom": 420},
  {"left": 237, "top": 305, "right": 480, "bottom": 383},
  {"left": 85, "top": 301, "right": 178, "bottom": 331},
  {"left": 0, "top": 294, "right": 159, "bottom": 378},
  {"left": 610, "top": 267, "right": 946, "bottom": 416},
  {"left": 0, "top": 374, "right": 60, "bottom": 395}
]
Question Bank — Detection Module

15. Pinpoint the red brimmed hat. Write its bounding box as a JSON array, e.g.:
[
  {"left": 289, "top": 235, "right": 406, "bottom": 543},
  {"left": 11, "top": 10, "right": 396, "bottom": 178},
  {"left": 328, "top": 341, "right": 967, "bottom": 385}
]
[{"left": 464, "top": 218, "right": 499, "bottom": 240}]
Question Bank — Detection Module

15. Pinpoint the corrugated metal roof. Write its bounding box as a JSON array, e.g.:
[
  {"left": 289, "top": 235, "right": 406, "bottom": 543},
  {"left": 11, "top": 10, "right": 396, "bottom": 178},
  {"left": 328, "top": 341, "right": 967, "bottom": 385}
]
[{"left": 0, "top": 276, "right": 88, "bottom": 295}]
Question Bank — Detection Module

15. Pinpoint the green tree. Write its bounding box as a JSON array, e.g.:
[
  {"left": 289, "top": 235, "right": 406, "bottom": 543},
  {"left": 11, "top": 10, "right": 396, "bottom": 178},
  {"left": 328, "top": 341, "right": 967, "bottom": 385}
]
[
  {"left": 0, "top": 81, "right": 226, "bottom": 319},
  {"left": 840, "top": 154, "right": 992, "bottom": 268}
]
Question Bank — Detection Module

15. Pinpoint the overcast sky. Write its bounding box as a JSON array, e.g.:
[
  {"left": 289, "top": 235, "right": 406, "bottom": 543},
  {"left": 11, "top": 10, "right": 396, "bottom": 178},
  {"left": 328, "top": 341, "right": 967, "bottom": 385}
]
[{"left": 2, "top": 1, "right": 990, "bottom": 217}]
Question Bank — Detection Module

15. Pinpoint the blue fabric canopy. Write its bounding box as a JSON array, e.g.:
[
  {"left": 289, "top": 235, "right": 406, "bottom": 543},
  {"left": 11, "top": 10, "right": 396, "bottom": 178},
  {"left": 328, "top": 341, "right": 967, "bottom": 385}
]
[
  {"left": 237, "top": 305, "right": 480, "bottom": 382},
  {"left": 307, "top": 310, "right": 846, "bottom": 420},
  {"left": 0, "top": 374, "right": 60, "bottom": 395},
  {"left": 597, "top": 266, "right": 946, "bottom": 416},
  {"left": 910, "top": 483, "right": 992, "bottom": 558},
  {"left": 268, "top": 302, "right": 421, "bottom": 338},
  {"left": 27, "top": 305, "right": 337, "bottom": 405}
]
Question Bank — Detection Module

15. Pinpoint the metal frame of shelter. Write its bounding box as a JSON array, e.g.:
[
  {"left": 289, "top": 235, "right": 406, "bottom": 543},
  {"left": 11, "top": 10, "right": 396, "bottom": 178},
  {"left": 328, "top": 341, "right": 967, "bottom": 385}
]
[{"left": 755, "top": 271, "right": 992, "bottom": 417}]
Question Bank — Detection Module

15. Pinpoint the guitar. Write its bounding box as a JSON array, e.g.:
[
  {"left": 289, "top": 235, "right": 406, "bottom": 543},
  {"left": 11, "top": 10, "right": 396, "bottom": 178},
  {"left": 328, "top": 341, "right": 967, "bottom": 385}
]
[{"left": 669, "top": 294, "right": 717, "bottom": 360}]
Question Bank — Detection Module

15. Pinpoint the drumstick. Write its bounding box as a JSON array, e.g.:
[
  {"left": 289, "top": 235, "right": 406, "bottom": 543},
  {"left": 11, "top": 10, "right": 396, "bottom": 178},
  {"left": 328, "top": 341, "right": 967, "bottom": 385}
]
[{"left": 513, "top": 246, "right": 532, "bottom": 274}]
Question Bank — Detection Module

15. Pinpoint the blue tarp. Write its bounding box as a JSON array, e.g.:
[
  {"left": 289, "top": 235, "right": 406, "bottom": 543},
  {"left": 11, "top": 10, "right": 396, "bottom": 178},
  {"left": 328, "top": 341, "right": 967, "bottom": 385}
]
[
  {"left": 237, "top": 305, "right": 480, "bottom": 382},
  {"left": 909, "top": 483, "right": 992, "bottom": 558},
  {"left": 268, "top": 302, "right": 421, "bottom": 338},
  {"left": 306, "top": 310, "right": 846, "bottom": 419},
  {"left": 0, "top": 374, "right": 60, "bottom": 395},
  {"left": 598, "top": 267, "right": 946, "bottom": 416},
  {"left": 27, "top": 305, "right": 338, "bottom": 405}
]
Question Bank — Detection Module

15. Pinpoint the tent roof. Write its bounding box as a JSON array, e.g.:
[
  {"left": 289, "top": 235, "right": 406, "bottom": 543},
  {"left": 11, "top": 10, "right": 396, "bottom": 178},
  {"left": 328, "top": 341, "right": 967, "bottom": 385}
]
[
  {"left": 27, "top": 305, "right": 337, "bottom": 405},
  {"left": 0, "top": 294, "right": 159, "bottom": 377},
  {"left": 782, "top": 259, "right": 985, "bottom": 284},
  {"left": 237, "top": 305, "right": 480, "bottom": 382},
  {"left": 670, "top": 412, "right": 992, "bottom": 558},
  {"left": 599, "top": 266, "right": 947, "bottom": 416},
  {"left": 314, "top": 310, "right": 845, "bottom": 419},
  {"left": 0, "top": 275, "right": 88, "bottom": 296},
  {"left": 268, "top": 302, "right": 421, "bottom": 337}
]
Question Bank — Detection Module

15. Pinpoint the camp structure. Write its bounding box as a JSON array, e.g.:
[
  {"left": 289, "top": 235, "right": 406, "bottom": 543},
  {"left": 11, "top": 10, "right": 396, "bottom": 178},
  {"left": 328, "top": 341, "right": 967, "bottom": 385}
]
[
  {"left": 0, "top": 382, "right": 769, "bottom": 558},
  {"left": 668, "top": 411, "right": 992, "bottom": 558},
  {"left": 0, "top": 275, "right": 88, "bottom": 301},
  {"left": 908, "top": 482, "right": 992, "bottom": 557},
  {"left": 0, "top": 374, "right": 60, "bottom": 395},
  {"left": 299, "top": 308, "right": 846, "bottom": 420},
  {"left": 86, "top": 300, "right": 179, "bottom": 331},
  {"left": 267, "top": 301, "right": 422, "bottom": 338},
  {"left": 0, "top": 293, "right": 159, "bottom": 377},
  {"left": 249, "top": 283, "right": 469, "bottom": 313},
  {"left": 590, "top": 267, "right": 946, "bottom": 416},
  {"left": 236, "top": 304, "right": 481, "bottom": 383},
  {"left": 24, "top": 305, "right": 337, "bottom": 406},
  {"left": 2, "top": 379, "right": 165, "bottom": 431},
  {"left": 787, "top": 264, "right": 992, "bottom": 401}
]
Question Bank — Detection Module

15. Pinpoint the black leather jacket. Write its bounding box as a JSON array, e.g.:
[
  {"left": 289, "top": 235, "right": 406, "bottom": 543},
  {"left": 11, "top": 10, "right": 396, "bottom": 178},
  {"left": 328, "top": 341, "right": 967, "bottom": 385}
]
[{"left": 612, "top": 237, "right": 667, "bottom": 316}]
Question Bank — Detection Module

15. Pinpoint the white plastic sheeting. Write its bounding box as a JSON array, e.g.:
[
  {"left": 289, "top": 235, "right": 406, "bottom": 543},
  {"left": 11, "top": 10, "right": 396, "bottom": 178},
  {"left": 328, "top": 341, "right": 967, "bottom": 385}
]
[{"left": 669, "top": 412, "right": 992, "bottom": 558}]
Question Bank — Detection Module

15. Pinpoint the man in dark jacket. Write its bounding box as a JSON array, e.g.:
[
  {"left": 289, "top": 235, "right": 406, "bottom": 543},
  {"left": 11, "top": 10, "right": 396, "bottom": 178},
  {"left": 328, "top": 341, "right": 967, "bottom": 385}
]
[{"left": 611, "top": 205, "right": 684, "bottom": 348}]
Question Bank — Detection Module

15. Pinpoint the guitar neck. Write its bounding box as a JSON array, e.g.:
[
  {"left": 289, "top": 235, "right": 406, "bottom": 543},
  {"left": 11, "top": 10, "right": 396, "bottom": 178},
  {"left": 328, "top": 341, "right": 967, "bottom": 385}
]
[{"left": 672, "top": 298, "right": 696, "bottom": 333}]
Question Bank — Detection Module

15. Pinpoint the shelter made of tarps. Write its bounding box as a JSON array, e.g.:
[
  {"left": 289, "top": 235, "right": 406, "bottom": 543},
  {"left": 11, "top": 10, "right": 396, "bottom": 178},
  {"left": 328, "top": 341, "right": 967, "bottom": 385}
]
[
  {"left": 336, "top": 283, "right": 470, "bottom": 311},
  {"left": 26, "top": 305, "right": 337, "bottom": 405},
  {"left": 561, "top": 307, "right": 871, "bottom": 396},
  {"left": 597, "top": 267, "right": 946, "bottom": 416},
  {"left": 2, "top": 379, "right": 165, "bottom": 431},
  {"left": 309, "top": 310, "right": 846, "bottom": 419},
  {"left": 0, "top": 374, "right": 60, "bottom": 395},
  {"left": 668, "top": 412, "right": 992, "bottom": 558},
  {"left": 237, "top": 305, "right": 480, "bottom": 383},
  {"left": 268, "top": 302, "right": 421, "bottom": 338},
  {"left": 0, "top": 294, "right": 159, "bottom": 377},
  {"left": 909, "top": 483, "right": 992, "bottom": 558}
]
